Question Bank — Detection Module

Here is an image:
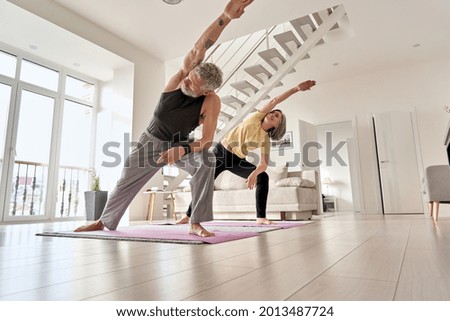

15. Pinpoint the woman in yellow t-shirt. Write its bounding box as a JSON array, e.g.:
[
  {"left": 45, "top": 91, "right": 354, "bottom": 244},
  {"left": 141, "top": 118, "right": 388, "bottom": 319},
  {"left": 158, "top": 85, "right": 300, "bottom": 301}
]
[{"left": 179, "top": 79, "right": 316, "bottom": 225}]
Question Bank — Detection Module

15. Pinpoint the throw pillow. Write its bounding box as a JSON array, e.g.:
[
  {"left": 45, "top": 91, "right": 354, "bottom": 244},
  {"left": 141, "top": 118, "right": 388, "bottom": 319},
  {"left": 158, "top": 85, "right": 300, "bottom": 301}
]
[
  {"left": 276, "top": 177, "right": 316, "bottom": 188},
  {"left": 266, "top": 164, "right": 288, "bottom": 183},
  {"left": 214, "top": 171, "right": 247, "bottom": 190}
]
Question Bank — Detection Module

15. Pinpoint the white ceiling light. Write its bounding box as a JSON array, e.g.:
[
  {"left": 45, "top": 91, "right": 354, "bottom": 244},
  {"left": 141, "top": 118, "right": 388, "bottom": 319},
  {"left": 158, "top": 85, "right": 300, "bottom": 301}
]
[{"left": 163, "top": 0, "right": 182, "bottom": 4}]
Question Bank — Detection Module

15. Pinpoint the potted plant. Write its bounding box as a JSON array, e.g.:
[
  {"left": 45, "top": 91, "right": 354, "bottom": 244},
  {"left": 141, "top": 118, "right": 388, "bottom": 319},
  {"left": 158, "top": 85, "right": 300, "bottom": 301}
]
[{"left": 84, "top": 170, "right": 108, "bottom": 221}]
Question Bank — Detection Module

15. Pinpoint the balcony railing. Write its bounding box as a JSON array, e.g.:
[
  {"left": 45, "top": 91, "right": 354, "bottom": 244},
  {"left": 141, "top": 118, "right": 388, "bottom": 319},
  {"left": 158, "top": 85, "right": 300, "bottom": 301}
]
[{"left": 9, "top": 160, "right": 91, "bottom": 218}]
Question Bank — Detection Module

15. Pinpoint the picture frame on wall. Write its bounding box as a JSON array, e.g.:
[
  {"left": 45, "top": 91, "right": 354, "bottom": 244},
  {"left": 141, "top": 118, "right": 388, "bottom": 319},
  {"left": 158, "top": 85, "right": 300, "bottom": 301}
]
[{"left": 271, "top": 130, "right": 293, "bottom": 150}]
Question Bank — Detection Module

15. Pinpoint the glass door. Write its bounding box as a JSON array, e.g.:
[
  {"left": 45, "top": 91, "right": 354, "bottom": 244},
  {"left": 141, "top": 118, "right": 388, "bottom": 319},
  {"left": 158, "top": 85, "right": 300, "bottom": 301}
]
[
  {"left": 0, "top": 50, "right": 98, "bottom": 223},
  {"left": 55, "top": 75, "right": 96, "bottom": 219},
  {"left": 0, "top": 82, "right": 13, "bottom": 221},
  {"left": 0, "top": 83, "right": 12, "bottom": 179},
  {"left": 0, "top": 50, "right": 17, "bottom": 222},
  {"left": 55, "top": 100, "right": 93, "bottom": 218},
  {"left": 4, "top": 88, "right": 55, "bottom": 220}
]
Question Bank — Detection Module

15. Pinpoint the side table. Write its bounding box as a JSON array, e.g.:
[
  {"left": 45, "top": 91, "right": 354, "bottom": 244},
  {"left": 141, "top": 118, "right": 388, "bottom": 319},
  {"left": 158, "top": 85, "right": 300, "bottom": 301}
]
[
  {"left": 144, "top": 190, "right": 177, "bottom": 222},
  {"left": 323, "top": 195, "right": 337, "bottom": 212}
]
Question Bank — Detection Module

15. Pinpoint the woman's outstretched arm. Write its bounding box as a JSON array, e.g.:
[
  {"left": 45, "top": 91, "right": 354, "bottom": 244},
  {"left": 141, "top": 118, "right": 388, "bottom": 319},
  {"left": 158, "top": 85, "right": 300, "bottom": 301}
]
[{"left": 257, "top": 80, "right": 316, "bottom": 115}]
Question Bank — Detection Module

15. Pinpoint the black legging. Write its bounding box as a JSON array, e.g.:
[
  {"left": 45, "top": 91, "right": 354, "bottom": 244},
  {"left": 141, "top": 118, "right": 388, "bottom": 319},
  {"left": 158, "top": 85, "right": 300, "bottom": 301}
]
[{"left": 186, "top": 142, "right": 269, "bottom": 218}]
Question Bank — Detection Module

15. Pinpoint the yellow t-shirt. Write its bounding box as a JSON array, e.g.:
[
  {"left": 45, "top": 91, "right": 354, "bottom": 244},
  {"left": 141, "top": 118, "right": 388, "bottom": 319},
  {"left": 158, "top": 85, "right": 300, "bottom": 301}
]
[{"left": 224, "top": 111, "right": 270, "bottom": 159}]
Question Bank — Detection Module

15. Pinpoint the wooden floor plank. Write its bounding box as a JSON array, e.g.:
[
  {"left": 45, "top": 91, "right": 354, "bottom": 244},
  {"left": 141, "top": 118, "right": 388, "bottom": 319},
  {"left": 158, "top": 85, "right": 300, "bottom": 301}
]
[
  {"left": 395, "top": 248, "right": 450, "bottom": 300},
  {"left": 288, "top": 275, "right": 397, "bottom": 301},
  {"left": 84, "top": 264, "right": 253, "bottom": 301},
  {"left": 184, "top": 243, "right": 358, "bottom": 301}
]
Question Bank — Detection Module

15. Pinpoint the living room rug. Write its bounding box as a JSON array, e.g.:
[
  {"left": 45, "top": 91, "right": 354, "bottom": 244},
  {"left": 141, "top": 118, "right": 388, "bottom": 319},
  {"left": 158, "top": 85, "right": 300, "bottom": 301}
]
[{"left": 36, "top": 221, "right": 312, "bottom": 244}]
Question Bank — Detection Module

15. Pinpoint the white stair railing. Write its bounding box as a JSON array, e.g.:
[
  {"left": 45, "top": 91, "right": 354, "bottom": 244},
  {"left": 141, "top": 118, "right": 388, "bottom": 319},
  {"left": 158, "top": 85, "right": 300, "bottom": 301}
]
[
  {"left": 165, "top": 5, "right": 348, "bottom": 190},
  {"left": 214, "top": 4, "right": 347, "bottom": 142}
]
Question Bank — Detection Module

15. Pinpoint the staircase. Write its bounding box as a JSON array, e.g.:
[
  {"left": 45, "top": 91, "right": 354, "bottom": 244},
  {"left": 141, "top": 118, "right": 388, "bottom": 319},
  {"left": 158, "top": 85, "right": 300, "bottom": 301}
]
[
  {"left": 214, "top": 4, "right": 347, "bottom": 142},
  {"left": 166, "top": 4, "right": 348, "bottom": 191}
]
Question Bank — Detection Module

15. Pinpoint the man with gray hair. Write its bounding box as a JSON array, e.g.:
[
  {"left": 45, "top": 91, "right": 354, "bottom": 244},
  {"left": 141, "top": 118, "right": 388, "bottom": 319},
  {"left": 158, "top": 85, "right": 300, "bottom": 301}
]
[{"left": 75, "top": 0, "right": 254, "bottom": 237}]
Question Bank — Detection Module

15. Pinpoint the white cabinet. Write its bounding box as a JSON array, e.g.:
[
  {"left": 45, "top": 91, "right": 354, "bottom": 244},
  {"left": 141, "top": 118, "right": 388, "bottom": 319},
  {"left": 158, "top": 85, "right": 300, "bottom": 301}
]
[{"left": 324, "top": 195, "right": 336, "bottom": 212}]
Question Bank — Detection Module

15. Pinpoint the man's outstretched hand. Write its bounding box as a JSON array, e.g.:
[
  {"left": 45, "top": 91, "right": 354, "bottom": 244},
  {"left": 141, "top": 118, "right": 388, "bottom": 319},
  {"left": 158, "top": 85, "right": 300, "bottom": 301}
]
[
  {"left": 224, "top": 0, "right": 254, "bottom": 20},
  {"left": 157, "top": 146, "right": 185, "bottom": 165}
]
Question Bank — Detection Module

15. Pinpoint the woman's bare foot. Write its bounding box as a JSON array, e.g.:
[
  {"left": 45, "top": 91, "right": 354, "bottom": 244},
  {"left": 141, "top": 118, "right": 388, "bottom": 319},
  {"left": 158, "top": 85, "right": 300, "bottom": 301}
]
[
  {"left": 175, "top": 215, "right": 190, "bottom": 225},
  {"left": 189, "top": 223, "right": 215, "bottom": 237},
  {"left": 256, "top": 218, "right": 275, "bottom": 225},
  {"left": 74, "top": 220, "right": 104, "bottom": 232}
]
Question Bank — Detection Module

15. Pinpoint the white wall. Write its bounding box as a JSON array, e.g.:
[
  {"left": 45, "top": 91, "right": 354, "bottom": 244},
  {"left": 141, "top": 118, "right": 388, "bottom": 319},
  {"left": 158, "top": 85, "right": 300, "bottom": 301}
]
[
  {"left": 128, "top": 59, "right": 165, "bottom": 221},
  {"left": 281, "top": 58, "right": 450, "bottom": 214},
  {"left": 96, "top": 66, "right": 133, "bottom": 225},
  {"left": 269, "top": 105, "right": 309, "bottom": 169}
]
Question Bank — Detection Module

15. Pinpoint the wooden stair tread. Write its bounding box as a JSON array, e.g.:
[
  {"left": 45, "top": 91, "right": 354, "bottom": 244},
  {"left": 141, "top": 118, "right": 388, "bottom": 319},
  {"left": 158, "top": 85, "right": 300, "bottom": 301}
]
[
  {"left": 244, "top": 64, "right": 283, "bottom": 87},
  {"left": 258, "top": 48, "right": 296, "bottom": 74}
]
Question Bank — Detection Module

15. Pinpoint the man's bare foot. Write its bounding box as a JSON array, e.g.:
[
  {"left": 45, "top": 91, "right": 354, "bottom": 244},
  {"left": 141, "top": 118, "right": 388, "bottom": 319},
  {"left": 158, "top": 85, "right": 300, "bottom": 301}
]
[
  {"left": 189, "top": 223, "right": 215, "bottom": 237},
  {"left": 175, "top": 215, "right": 190, "bottom": 225},
  {"left": 256, "top": 218, "right": 275, "bottom": 225},
  {"left": 74, "top": 220, "right": 104, "bottom": 232}
]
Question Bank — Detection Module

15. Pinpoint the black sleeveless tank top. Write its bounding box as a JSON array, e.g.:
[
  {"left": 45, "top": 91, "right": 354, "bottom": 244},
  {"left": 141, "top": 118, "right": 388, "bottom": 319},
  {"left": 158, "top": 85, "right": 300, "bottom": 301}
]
[{"left": 147, "top": 89, "right": 206, "bottom": 143}]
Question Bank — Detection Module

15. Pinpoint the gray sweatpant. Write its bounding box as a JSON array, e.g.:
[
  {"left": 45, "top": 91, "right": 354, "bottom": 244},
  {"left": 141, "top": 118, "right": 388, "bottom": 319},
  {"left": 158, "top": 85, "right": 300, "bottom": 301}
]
[{"left": 100, "top": 131, "right": 216, "bottom": 230}]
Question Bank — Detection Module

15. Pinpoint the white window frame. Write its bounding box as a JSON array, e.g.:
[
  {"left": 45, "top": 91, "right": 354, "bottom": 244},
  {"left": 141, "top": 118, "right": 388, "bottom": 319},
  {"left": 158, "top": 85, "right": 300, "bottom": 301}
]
[{"left": 0, "top": 44, "right": 99, "bottom": 223}]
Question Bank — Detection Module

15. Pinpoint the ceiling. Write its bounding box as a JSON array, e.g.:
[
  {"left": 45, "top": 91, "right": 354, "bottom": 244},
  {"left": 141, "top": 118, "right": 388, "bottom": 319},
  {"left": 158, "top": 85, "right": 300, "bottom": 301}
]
[{"left": 1, "top": 0, "right": 450, "bottom": 83}]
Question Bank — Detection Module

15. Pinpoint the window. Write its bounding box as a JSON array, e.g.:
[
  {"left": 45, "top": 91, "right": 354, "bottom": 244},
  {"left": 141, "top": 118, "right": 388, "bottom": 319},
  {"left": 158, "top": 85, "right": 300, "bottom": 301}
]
[
  {"left": 20, "top": 59, "right": 59, "bottom": 91},
  {"left": 56, "top": 80, "right": 95, "bottom": 218},
  {"left": 0, "top": 50, "right": 17, "bottom": 78},
  {"left": 0, "top": 83, "right": 12, "bottom": 188},
  {"left": 15, "top": 90, "right": 55, "bottom": 164},
  {"left": 10, "top": 90, "right": 55, "bottom": 216},
  {"left": 59, "top": 101, "right": 93, "bottom": 167},
  {"left": 65, "top": 75, "right": 94, "bottom": 103},
  {"left": 0, "top": 47, "right": 99, "bottom": 222}
]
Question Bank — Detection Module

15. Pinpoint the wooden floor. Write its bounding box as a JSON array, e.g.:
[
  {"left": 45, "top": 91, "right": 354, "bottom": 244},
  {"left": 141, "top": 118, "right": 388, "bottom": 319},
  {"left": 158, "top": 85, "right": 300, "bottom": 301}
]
[{"left": 1, "top": 212, "right": 449, "bottom": 301}]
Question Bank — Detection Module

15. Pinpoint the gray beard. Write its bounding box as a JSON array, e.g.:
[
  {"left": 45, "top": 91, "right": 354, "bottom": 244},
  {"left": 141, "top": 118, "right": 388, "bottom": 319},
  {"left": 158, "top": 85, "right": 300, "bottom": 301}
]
[{"left": 181, "top": 83, "right": 199, "bottom": 98}]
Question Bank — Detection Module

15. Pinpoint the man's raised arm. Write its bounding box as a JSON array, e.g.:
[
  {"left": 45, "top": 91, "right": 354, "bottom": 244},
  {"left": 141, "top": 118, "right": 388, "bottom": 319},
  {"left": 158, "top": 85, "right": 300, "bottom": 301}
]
[{"left": 165, "top": 0, "right": 254, "bottom": 91}]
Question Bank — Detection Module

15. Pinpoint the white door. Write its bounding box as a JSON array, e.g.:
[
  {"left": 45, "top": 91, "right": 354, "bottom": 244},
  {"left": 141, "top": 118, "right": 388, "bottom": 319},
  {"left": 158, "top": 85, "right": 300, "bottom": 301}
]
[
  {"left": 373, "top": 111, "right": 422, "bottom": 214},
  {"left": 298, "top": 119, "right": 322, "bottom": 213},
  {"left": 299, "top": 119, "right": 319, "bottom": 170}
]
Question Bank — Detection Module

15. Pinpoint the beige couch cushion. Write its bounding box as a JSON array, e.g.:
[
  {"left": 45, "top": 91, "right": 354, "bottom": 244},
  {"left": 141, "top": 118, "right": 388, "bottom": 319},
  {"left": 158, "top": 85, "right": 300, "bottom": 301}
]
[
  {"left": 214, "top": 164, "right": 288, "bottom": 190},
  {"left": 276, "top": 177, "right": 316, "bottom": 188},
  {"left": 266, "top": 164, "right": 288, "bottom": 183},
  {"left": 174, "top": 186, "right": 317, "bottom": 213},
  {"left": 215, "top": 171, "right": 246, "bottom": 190}
]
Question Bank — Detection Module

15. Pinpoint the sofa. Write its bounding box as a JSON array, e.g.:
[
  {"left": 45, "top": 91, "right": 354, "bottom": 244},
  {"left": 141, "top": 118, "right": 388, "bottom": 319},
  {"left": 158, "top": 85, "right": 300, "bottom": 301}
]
[
  {"left": 173, "top": 165, "right": 320, "bottom": 220},
  {"left": 423, "top": 165, "right": 450, "bottom": 221}
]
